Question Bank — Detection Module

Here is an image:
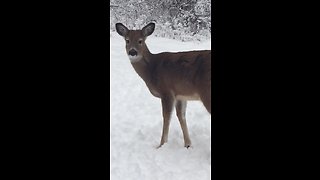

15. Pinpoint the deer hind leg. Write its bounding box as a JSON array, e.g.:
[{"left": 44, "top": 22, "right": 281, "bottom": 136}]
[
  {"left": 200, "top": 89, "right": 211, "bottom": 114},
  {"left": 176, "top": 100, "right": 192, "bottom": 148},
  {"left": 158, "top": 94, "right": 174, "bottom": 148}
]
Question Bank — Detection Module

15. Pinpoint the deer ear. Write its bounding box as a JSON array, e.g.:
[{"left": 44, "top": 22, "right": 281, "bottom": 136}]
[
  {"left": 115, "top": 23, "right": 129, "bottom": 36},
  {"left": 142, "top": 23, "right": 155, "bottom": 37}
]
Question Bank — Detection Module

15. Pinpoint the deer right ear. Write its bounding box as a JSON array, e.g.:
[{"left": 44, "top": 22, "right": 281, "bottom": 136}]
[{"left": 115, "top": 23, "right": 129, "bottom": 36}]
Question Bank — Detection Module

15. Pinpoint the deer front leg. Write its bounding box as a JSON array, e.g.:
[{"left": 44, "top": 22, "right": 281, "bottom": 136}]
[
  {"left": 158, "top": 95, "right": 174, "bottom": 148},
  {"left": 176, "top": 100, "right": 192, "bottom": 148}
]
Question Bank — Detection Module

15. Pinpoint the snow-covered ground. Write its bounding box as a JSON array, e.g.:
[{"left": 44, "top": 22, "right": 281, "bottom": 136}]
[{"left": 110, "top": 31, "right": 211, "bottom": 180}]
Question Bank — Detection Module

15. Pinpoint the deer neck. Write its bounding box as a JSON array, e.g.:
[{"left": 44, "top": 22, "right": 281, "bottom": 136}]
[{"left": 130, "top": 46, "right": 153, "bottom": 84}]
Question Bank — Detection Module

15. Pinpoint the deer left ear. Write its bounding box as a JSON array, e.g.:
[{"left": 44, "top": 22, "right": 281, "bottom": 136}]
[{"left": 142, "top": 23, "right": 155, "bottom": 37}]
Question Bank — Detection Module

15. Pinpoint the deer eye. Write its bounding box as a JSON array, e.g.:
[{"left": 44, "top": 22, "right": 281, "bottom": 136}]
[
  {"left": 126, "top": 39, "right": 129, "bottom": 44},
  {"left": 138, "top": 40, "right": 142, "bottom": 44}
]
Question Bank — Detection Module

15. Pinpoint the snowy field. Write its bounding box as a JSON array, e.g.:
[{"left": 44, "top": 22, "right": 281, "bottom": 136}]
[{"left": 110, "top": 31, "right": 211, "bottom": 180}]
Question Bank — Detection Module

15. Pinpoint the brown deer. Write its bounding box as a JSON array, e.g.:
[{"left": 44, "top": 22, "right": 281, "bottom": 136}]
[{"left": 115, "top": 23, "right": 211, "bottom": 148}]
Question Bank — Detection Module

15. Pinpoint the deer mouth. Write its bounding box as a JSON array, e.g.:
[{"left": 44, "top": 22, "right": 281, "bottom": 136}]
[{"left": 128, "top": 55, "right": 142, "bottom": 63}]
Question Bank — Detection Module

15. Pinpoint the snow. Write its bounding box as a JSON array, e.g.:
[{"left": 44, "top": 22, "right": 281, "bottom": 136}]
[{"left": 110, "top": 32, "right": 211, "bottom": 180}]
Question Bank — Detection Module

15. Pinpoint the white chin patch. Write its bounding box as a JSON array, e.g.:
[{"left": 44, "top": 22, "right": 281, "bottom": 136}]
[{"left": 128, "top": 55, "right": 142, "bottom": 63}]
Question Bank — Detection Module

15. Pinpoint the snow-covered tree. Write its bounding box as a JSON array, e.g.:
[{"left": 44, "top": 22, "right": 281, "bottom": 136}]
[{"left": 110, "top": 0, "right": 211, "bottom": 41}]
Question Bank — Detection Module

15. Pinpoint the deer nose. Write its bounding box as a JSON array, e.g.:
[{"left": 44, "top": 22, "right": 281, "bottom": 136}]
[{"left": 128, "top": 49, "right": 137, "bottom": 56}]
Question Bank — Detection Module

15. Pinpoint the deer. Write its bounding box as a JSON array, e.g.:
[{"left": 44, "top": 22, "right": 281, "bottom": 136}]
[{"left": 115, "top": 23, "right": 211, "bottom": 148}]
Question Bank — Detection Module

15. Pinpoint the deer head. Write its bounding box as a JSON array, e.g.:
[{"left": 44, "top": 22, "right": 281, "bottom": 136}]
[{"left": 115, "top": 23, "right": 155, "bottom": 63}]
